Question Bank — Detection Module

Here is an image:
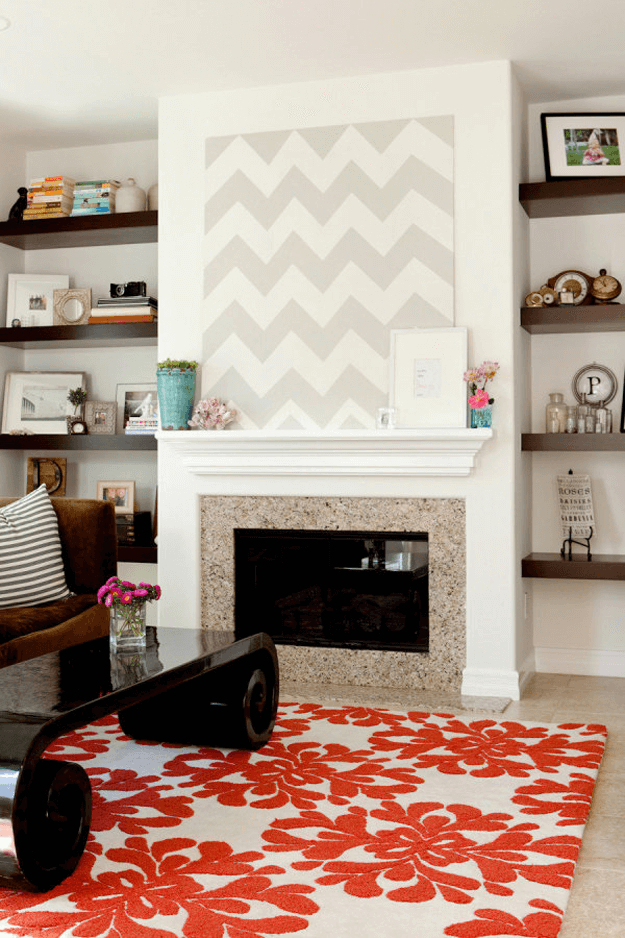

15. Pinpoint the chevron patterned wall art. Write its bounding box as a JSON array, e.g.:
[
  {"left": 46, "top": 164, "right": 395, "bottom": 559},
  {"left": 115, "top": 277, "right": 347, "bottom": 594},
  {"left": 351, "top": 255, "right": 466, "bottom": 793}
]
[{"left": 202, "top": 116, "right": 454, "bottom": 429}]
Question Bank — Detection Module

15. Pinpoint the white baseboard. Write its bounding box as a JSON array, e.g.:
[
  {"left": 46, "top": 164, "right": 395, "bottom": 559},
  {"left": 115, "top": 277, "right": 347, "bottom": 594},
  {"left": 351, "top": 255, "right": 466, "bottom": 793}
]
[
  {"left": 518, "top": 649, "right": 536, "bottom": 696},
  {"left": 461, "top": 667, "right": 522, "bottom": 700},
  {"left": 534, "top": 646, "right": 625, "bottom": 677}
]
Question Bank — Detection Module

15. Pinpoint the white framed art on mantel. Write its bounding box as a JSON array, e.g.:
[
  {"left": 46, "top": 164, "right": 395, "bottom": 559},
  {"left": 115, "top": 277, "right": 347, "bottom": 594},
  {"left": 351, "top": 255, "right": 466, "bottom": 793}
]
[{"left": 390, "top": 327, "right": 468, "bottom": 428}]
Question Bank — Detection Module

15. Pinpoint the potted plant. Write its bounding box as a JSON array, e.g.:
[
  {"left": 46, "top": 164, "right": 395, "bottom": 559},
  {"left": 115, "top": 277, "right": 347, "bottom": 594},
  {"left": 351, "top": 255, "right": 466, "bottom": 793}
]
[{"left": 156, "top": 359, "right": 199, "bottom": 430}]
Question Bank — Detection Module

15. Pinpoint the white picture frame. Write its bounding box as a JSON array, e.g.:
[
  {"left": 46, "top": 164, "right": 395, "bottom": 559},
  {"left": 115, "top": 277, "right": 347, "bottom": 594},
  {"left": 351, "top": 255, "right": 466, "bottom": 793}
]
[
  {"left": 6, "top": 274, "right": 70, "bottom": 328},
  {"left": 96, "top": 480, "right": 136, "bottom": 515},
  {"left": 1, "top": 371, "right": 86, "bottom": 435},
  {"left": 390, "top": 328, "right": 468, "bottom": 428},
  {"left": 115, "top": 382, "right": 159, "bottom": 431}
]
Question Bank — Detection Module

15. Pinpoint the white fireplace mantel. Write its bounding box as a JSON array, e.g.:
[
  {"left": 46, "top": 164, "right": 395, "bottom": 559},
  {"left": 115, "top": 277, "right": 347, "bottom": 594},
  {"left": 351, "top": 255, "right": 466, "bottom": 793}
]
[{"left": 156, "top": 428, "right": 492, "bottom": 477}]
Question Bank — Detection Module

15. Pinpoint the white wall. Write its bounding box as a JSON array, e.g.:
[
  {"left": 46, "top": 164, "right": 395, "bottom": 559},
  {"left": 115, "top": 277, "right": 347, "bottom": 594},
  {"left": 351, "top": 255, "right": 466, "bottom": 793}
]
[
  {"left": 526, "top": 95, "right": 625, "bottom": 675},
  {"left": 158, "top": 62, "right": 523, "bottom": 698},
  {"left": 511, "top": 69, "right": 534, "bottom": 685}
]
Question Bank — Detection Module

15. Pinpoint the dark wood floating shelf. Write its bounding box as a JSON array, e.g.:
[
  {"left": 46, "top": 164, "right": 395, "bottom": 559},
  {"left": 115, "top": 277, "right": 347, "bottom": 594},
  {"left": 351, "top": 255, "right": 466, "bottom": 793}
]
[
  {"left": 522, "top": 433, "right": 625, "bottom": 452},
  {"left": 0, "top": 434, "right": 157, "bottom": 451},
  {"left": 520, "top": 178, "right": 625, "bottom": 218},
  {"left": 0, "top": 321, "right": 157, "bottom": 349},
  {"left": 523, "top": 552, "right": 625, "bottom": 580},
  {"left": 118, "top": 545, "right": 158, "bottom": 564},
  {"left": 0, "top": 210, "right": 157, "bottom": 250},
  {"left": 521, "top": 305, "right": 625, "bottom": 334}
]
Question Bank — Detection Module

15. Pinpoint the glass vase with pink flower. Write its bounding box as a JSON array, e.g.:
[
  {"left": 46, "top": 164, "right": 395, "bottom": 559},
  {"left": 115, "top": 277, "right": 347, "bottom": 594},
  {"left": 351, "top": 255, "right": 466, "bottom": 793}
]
[
  {"left": 98, "top": 576, "right": 161, "bottom": 651},
  {"left": 463, "top": 361, "right": 500, "bottom": 429}
]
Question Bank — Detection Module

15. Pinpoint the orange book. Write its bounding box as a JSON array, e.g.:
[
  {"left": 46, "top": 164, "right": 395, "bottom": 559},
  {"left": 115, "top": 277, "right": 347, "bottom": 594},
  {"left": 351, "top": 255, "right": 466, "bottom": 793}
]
[{"left": 88, "top": 314, "right": 156, "bottom": 324}]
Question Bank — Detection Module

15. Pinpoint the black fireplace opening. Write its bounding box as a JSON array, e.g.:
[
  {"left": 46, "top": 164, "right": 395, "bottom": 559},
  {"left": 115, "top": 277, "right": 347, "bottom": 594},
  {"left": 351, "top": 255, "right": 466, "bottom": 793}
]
[{"left": 234, "top": 529, "right": 428, "bottom": 653}]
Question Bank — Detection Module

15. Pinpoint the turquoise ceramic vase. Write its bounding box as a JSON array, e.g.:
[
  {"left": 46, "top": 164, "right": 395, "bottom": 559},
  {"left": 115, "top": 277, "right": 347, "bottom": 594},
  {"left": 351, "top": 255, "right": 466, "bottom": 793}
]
[{"left": 156, "top": 368, "right": 196, "bottom": 430}]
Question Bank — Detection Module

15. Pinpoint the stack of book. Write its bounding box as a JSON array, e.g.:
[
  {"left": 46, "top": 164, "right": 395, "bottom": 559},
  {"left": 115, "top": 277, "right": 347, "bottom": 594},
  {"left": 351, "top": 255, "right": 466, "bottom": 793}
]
[
  {"left": 23, "top": 176, "right": 75, "bottom": 220},
  {"left": 88, "top": 295, "right": 158, "bottom": 324},
  {"left": 124, "top": 415, "right": 159, "bottom": 435},
  {"left": 71, "top": 179, "right": 120, "bottom": 216}
]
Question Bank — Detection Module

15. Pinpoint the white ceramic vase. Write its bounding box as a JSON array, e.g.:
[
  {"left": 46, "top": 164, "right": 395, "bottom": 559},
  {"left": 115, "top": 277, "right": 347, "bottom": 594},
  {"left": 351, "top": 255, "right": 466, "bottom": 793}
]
[{"left": 116, "top": 177, "right": 146, "bottom": 213}]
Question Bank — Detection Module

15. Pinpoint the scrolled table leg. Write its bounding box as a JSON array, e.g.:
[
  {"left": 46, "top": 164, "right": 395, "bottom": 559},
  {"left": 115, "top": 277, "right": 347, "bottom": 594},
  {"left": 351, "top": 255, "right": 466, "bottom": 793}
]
[
  {"left": 119, "top": 645, "right": 279, "bottom": 750},
  {"left": 12, "top": 759, "right": 92, "bottom": 891}
]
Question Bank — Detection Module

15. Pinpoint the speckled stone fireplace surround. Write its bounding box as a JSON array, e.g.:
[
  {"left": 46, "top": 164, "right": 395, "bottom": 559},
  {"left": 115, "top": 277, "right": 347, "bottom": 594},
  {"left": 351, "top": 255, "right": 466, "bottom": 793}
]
[{"left": 200, "top": 495, "right": 466, "bottom": 693}]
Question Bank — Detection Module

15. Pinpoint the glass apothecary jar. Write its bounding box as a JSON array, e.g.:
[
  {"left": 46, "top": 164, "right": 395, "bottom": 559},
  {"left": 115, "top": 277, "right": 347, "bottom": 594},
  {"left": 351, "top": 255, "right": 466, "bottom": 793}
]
[
  {"left": 565, "top": 405, "right": 577, "bottom": 433},
  {"left": 545, "top": 393, "right": 567, "bottom": 433}
]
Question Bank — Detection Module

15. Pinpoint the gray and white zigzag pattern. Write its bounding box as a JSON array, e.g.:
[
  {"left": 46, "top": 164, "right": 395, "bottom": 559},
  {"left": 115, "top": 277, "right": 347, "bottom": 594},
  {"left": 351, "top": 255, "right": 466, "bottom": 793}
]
[{"left": 202, "top": 116, "right": 454, "bottom": 429}]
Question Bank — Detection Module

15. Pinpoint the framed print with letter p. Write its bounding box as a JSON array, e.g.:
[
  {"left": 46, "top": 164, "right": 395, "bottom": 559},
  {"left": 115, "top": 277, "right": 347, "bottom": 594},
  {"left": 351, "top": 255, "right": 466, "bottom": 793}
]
[{"left": 390, "top": 328, "right": 468, "bottom": 428}]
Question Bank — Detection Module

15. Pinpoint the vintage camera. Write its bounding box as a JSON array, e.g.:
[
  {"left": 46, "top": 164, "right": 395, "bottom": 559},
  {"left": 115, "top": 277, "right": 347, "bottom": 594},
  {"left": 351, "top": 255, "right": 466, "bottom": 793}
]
[{"left": 109, "top": 281, "right": 147, "bottom": 298}]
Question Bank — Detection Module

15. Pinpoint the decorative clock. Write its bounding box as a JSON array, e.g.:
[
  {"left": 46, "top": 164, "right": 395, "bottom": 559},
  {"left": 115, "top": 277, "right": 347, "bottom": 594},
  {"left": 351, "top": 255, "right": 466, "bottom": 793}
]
[
  {"left": 67, "top": 417, "right": 88, "bottom": 435},
  {"left": 590, "top": 269, "right": 622, "bottom": 304},
  {"left": 547, "top": 270, "right": 593, "bottom": 306}
]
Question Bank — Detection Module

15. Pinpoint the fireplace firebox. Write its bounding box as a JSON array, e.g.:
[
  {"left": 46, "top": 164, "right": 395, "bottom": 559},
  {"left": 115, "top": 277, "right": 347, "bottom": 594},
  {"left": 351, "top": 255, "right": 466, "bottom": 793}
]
[{"left": 234, "top": 529, "right": 428, "bottom": 652}]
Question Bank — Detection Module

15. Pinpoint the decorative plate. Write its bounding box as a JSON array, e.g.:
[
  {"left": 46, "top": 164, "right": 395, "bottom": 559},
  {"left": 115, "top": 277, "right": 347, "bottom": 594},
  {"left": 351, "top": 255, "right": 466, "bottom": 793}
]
[{"left": 571, "top": 362, "right": 618, "bottom": 405}]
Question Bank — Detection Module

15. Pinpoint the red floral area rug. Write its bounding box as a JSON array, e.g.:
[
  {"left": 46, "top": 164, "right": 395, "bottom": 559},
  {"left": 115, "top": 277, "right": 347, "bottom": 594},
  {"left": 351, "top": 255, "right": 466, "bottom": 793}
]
[{"left": 0, "top": 705, "right": 606, "bottom": 938}]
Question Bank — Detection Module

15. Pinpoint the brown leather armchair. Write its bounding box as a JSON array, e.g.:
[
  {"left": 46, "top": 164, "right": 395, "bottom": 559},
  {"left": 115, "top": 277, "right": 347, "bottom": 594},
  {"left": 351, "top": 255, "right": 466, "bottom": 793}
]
[{"left": 0, "top": 497, "right": 117, "bottom": 668}]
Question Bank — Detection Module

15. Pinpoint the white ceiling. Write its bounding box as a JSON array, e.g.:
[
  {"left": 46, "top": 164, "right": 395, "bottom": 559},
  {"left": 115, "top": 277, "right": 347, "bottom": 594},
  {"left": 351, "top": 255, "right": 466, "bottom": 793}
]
[{"left": 1, "top": 0, "right": 625, "bottom": 151}]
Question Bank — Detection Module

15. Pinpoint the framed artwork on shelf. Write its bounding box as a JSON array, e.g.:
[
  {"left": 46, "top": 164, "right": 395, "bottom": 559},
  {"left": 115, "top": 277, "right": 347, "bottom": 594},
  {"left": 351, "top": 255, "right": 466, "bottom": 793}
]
[
  {"left": 96, "top": 480, "right": 135, "bottom": 515},
  {"left": 1, "top": 371, "right": 85, "bottom": 435},
  {"left": 6, "top": 274, "right": 69, "bottom": 328},
  {"left": 389, "top": 328, "right": 468, "bottom": 429},
  {"left": 84, "top": 401, "right": 116, "bottom": 434},
  {"left": 115, "top": 382, "right": 159, "bottom": 431},
  {"left": 541, "top": 113, "right": 625, "bottom": 180}
]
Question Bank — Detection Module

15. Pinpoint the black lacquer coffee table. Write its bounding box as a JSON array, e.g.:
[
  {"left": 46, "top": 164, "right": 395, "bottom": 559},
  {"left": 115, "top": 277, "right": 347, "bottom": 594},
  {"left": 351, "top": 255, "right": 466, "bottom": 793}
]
[{"left": 0, "top": 627, "right": 279, "bottom": 891}]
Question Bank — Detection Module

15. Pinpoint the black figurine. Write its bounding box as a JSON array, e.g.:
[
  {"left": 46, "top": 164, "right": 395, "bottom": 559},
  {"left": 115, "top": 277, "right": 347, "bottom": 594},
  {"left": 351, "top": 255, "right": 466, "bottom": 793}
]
[{"left": 8, "top": 187, "right": 28, "bottom": 221}]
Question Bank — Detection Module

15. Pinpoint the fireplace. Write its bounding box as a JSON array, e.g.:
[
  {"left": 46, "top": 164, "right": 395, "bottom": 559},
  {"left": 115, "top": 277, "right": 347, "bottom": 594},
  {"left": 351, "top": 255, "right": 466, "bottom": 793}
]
[
  {"left": 234, "top": 529, "right": 428, "bottom": 652},
  {"left": 197, "top": 494, "right": 465, "bottom": 692}
]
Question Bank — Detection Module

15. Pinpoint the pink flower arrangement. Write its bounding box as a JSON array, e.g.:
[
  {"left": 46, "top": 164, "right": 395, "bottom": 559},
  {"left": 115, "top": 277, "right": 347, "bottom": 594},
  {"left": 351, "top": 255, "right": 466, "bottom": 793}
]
[
  {"left": 97, "top": 576, "right": 161, "bottom": 609},
  {"left": 463, "top": 361, "right": 500, "bottom": 409},
  {"left": 98, "top": 576, "right": 161, "bottom": 640},
  {"left": 188, "top": 397, "right": 237, "bottom": 430}
]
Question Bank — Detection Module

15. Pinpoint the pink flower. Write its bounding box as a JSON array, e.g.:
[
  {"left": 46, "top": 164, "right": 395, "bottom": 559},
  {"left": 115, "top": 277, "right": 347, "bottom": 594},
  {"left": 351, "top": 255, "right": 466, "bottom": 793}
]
[
  {"left": 120, "top": 592, "right": 133, "bottom": 605},
  {"left": 133, "top": 588, "right": 149, "bottom": 598},
  {"left": 469, "top": 389, "right": 490, "bottom": 409},
  {"left": 97, "top": 585, "right": 109, "bottom": 603},
  {"left": 104, "top": 593, "right": 114, "bottom": 608}
]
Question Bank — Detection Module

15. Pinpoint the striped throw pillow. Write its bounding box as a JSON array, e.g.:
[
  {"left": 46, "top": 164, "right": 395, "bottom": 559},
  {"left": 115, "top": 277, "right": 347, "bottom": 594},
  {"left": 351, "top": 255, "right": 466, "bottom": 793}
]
[{"left": 0, "top": 484, "right": 71, "bottom": 609}]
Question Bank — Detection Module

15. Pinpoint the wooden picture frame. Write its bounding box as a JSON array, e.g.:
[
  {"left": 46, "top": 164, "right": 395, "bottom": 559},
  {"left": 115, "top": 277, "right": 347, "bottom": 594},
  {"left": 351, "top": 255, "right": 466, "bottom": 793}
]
[
  {"left": 541, "top": 113, "right": 625, "bottom": 181},
  {"left": 1, "top": 371, "right": 85, "bottom": 434},
  {"left": 84, "top": 401, "right": 116, "bottom": 434},
  {"left": 96, "top": 480, "right": 135, "bottom": 515},
  {"left": 389, "top": 328, "right": 468, "bottom": 428}
]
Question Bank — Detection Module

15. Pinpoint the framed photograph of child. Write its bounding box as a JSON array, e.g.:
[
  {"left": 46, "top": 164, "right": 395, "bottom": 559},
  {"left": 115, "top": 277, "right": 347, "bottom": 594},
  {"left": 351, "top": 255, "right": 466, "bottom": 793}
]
[
  {"left": 541, "top": 113, "right": 625, "bottom": 180},
  {"left": 97, "top": 480, "right": 135, "bottom": 515}
]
